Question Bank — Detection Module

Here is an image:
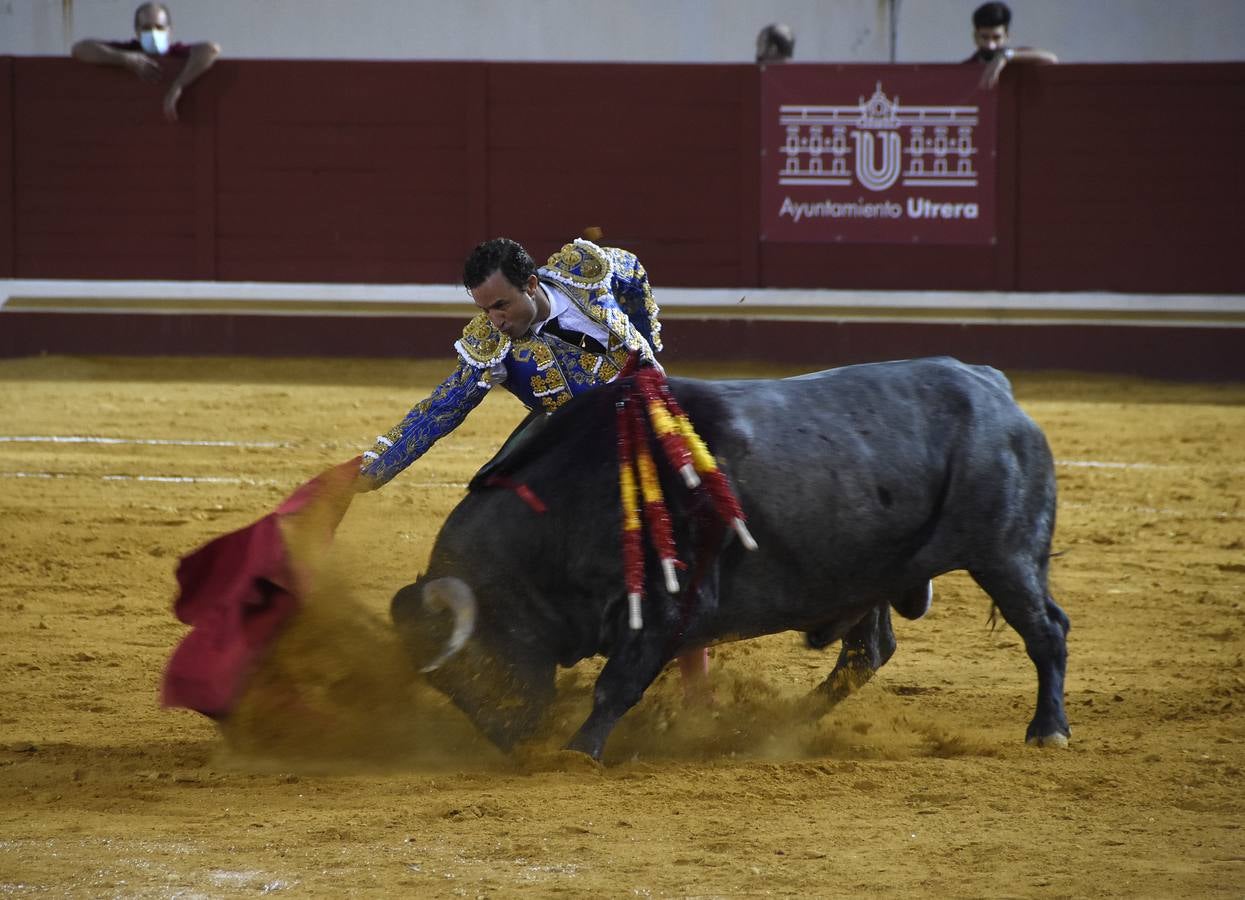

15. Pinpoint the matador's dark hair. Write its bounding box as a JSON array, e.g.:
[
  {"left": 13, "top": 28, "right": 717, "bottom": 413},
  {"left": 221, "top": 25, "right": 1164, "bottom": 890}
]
[
  {"left": 462, "top": 238, "right": 536, "bottom": 291},
  {"left": 972, "top": 2, "right": 1012, "bottom": 29}
]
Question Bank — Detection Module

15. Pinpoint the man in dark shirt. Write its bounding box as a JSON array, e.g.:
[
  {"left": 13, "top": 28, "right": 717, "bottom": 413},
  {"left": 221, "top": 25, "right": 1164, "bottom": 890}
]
[
  {"left": 71, "top": 2, "right": 220, "bottom": 122},
  {"left": 965, "top": 2, "right": 1057, "bottom": 89}
]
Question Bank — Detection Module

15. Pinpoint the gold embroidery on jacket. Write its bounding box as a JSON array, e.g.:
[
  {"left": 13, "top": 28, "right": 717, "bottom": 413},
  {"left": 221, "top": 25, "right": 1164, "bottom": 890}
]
[
  {"left": 546, "top": 241, "right": 610, "bottom": 285},
  {"left": 455, "top": 313, "right": 510, "bottom": 367}
]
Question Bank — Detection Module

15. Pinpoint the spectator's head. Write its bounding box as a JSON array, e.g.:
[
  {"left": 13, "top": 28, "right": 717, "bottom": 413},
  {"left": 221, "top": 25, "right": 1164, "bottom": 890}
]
[
  {"left": 133, "top": 2, "right": 172, "bottom": 55},
  {"left": 971, "top": 2, "right": 1011, "bottom": 59},
  {"left": 756, "top": 23, "right": 795, "bottom": 63},
  {"left": 463, "top": 238, "right": 541, "bottom": 338}
]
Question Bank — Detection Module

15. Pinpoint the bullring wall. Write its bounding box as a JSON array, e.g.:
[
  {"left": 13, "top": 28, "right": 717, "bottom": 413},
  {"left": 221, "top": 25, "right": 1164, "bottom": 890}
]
[
  {"left": 2, "top": 58, "right": 1242, "bottom": 292},
  {"left": 0, "top": 58, "right": 1242, "bottom": 380}
]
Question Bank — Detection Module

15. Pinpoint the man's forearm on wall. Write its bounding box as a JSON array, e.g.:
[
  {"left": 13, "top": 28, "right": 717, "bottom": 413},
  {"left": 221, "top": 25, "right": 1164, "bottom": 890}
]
[
  {"left": 1013, "top": 48, "right": 1058, "bottom": 65},
  {"left": 173, "top": 42, "right": 221, "bottom": 89},
  {"left": 71, "top": 40, "right": 127, "bottom": 66}
]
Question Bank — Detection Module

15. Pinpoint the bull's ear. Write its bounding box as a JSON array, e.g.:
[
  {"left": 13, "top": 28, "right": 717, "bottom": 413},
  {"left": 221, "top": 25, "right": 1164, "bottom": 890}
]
[{"left": 419, "top": 577, "right": 478, "bottom": 673}]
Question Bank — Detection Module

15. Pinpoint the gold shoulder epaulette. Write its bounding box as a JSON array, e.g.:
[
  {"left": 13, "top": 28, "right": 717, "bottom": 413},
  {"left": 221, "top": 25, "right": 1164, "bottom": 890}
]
[
  {"left": 454, "top": 312, "right": 511, "bottom": 368},
  {"left": 541, "top": 239, "right": 615, "bottom": 290}
]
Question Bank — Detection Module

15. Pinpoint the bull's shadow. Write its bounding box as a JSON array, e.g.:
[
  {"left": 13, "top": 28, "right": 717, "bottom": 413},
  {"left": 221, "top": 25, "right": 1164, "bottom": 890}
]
[{"left": 391, "top": 357, "right": 1071, "bottom": 763}]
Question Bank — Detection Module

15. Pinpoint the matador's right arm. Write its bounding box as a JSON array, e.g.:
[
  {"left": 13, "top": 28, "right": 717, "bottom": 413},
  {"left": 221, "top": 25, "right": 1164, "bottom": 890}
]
[{"left": 359, "top": 359, "right": 490, "bottom": 488}]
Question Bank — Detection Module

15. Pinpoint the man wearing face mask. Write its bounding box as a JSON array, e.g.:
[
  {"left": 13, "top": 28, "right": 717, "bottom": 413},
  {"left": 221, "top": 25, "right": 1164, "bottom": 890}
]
[
  {"left": 964, "top": 2, "right": 1057, "bottom": 89},
  {"left": 71, "top": 2, "right": 221, "bottom": 122}
]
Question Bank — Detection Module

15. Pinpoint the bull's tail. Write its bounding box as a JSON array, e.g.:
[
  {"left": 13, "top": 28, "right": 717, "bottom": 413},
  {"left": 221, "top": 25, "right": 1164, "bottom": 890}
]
[{"left": 987, "top": 601, "right": 1001, "bottom": 633}]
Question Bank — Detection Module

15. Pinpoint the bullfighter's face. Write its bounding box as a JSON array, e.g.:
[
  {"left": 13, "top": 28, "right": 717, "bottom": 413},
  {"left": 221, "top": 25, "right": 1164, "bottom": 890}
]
[{"left": 470, "top": 271, "right": 547, "bottom": 339}]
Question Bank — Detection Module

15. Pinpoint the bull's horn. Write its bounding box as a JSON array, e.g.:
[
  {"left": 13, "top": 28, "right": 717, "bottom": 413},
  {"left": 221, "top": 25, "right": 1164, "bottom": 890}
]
[{"left": 419, "top": 577, "right": 478, "bottom": 673}]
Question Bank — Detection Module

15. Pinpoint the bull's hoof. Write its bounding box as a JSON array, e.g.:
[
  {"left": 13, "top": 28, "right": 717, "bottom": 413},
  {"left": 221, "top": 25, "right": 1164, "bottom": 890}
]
[
  {"left": 514, "top": 746, "right": 604, "bottom": 773},
  {"left": 563, "top": 732, "right": 607, "bottom": 764},
  {"left": 810, "top": 666, "right": 875, "bottom": 709},
  {"left": 1026, "top": 732, "right": 1070, "bottom": 749},
  {"left": 552, "top": 748, "right": 604, "bottom": 773}
]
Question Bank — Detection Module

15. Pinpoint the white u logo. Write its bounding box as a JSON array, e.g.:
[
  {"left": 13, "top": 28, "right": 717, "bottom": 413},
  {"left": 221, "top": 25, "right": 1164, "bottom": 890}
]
[{"left": 852, "top": 130, "right": 902, "bottom": 191}]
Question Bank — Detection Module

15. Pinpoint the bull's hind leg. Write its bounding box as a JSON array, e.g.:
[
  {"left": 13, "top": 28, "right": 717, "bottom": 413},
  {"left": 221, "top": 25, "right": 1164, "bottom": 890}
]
[
  {"left": 809, "top": 604, "right": 897, "bottom": 708},
  {"left": 565, "top": 630, "right": 671, "bottom": 761},
  {"left": 970, "top": 565, "right": 1071, "bottom": 746}
]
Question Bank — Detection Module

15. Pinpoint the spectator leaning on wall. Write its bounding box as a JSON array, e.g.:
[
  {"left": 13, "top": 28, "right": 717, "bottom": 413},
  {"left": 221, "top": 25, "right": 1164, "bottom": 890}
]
[
  {"left": 966, "top": 2, "right": 1057, "bottom": 89},
  {"left": 755, "top": 23, "right": 795, "bottom": 63},
  {"left": 71, "top": 2, "right": 220, "bottom": 122}
]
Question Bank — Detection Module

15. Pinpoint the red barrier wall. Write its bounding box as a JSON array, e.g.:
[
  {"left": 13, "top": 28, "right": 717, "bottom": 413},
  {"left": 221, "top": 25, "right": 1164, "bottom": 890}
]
[
  {"left": 13, "top": 58, "right": 201, "bottom": 279},
  {"left": 0, "top": 58, "right": 13, "bottom": 278},
  {"left": 482, "top": 63, "right": 759, "bottom": 288},
  {"left": 212, "top": 61, "right": 487, "bottom": 283},
  {"left": 1014, "top": 64, "right": 1245, "bottom": 294},
  {"left": 2, "top": 58, "right": 1242, "bottom": 293}
]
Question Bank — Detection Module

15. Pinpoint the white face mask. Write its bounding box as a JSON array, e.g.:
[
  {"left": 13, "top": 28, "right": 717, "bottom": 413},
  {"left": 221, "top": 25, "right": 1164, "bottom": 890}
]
[{"left": 139, "top": 28, "right": 170, "bottom": 55}]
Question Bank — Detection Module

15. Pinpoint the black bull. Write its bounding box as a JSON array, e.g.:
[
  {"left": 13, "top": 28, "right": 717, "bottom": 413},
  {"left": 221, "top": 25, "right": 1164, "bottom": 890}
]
[{"left": 392, "top": 357, "right": 1071, "bottom": 760}]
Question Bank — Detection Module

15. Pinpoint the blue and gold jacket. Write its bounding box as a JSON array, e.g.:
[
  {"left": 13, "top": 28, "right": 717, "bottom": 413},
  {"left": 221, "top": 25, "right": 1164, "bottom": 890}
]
[{"left": 361, "top": 239, "right": 661, "bottom": 486}]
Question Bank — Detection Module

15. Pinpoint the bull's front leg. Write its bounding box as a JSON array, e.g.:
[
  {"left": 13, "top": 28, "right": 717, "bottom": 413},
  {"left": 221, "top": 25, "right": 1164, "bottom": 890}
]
[
  {"left": 565, "top": 629, "right": 671, "bottom": 761},
  {"left": 810, "top": 603, "right": 897, "bottom": 708}
]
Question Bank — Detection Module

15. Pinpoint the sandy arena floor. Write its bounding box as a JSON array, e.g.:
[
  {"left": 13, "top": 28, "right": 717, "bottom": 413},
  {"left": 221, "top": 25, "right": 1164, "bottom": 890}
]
[{"left": 1, "top": 354, "right": 1243, "bottom": 897}]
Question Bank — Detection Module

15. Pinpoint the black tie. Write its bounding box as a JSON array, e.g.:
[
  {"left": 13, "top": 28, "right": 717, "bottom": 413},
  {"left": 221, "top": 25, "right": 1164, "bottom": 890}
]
[{"left": 541, "top": 316, "right": 607, "bottom": 355}]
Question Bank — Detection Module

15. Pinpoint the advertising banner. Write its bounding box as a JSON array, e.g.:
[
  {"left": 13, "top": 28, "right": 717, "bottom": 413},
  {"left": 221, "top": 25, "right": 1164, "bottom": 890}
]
[{"left": 761, "top": 65, "right": 997, "bottom": 245}]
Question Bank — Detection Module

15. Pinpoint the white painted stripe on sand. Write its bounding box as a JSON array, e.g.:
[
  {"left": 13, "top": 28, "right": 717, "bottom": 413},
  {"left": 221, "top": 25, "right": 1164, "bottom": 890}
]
[
  {"left": 101, "top": 474, "right": 271, "bottom": 484},
  {"left": 0, "top": 471, "right": 467, "bottom": 489},
  {"left": 1058, "top": 459, "right": 1245, "bottom": 473},
  {"left": 3, "top": 438, "right": 1236, "bottom": 474},
  {"left": 1, "top": 471, "right": 275, "bottom": 485},
  {"left": 3, "top": 444, "right": 1222, "bottom": 472},
  {"left": 1061, "top": 500, "right": 1245, "bottom": 519},
  {"left": 5, "top": 471, "right": 1236, "bottom": 517},
  {"left": 0, "top": 435, "right": 288, "bottom": 448},
  {"left": 1, "top": 451, "right": 1237, "bottom": 477}
]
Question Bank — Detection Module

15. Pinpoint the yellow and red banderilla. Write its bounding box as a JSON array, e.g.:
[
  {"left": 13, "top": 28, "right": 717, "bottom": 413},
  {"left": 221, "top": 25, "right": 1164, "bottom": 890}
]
[
  {"left": 616, "top": 397, "right": 647, "bottom": 629},
  {"left": 615, "top": 366, "right": 757, "bottom": 630},
  {"left": 636, "top": 368, "right": 757, "bottom": 552}
]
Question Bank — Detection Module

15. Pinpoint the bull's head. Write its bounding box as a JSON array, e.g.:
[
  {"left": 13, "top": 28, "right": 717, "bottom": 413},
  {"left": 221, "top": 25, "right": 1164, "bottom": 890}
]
[
  {"left": 390, "top": 576, "right": 554, "bottom": 752},
  {"left": 391, "top": 576, "right": 478, "bottom": 673}
]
